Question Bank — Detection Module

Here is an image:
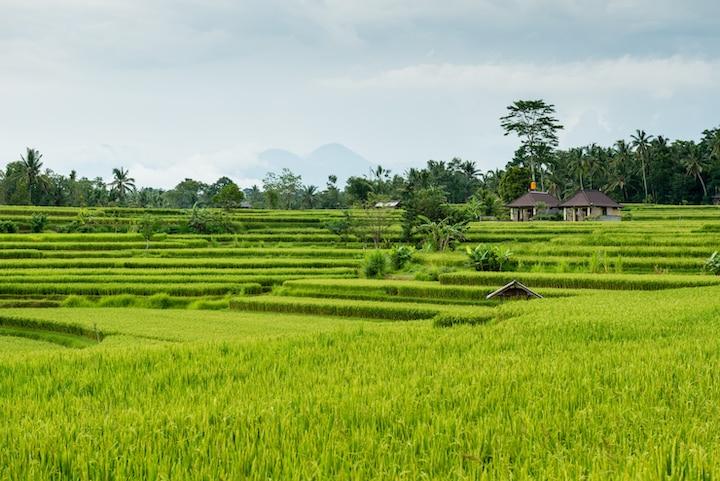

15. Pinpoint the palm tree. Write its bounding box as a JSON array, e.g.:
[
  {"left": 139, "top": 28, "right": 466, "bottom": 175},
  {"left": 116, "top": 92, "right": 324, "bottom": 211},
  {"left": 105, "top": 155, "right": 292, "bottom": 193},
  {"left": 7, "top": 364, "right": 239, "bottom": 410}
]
[
  {"left": 708, "top": 130, "right": 720, "bottom": 161},
  {"left": 460, "top": 160, "right": 479, "bottom": 179},
  {"left": 301, "top": 185, "right": 318, "bottom": 209},
  {"left": 681, "top": 144, "right": 708, "bottom": 198},
  {"left": 630, "top": 130, "right": 653, "bottom": 201},
  {"left": 20, "top": 147, "right": 45, "bottom": 204},
  {"left": 605, "top": 140, "right": 633, "bottom": 201},
  {"left": 108, "top": 167, "right": 136, "bottom": 202},
  {"left": 569, "top": 147, "right": 586, "bottom": 190}
]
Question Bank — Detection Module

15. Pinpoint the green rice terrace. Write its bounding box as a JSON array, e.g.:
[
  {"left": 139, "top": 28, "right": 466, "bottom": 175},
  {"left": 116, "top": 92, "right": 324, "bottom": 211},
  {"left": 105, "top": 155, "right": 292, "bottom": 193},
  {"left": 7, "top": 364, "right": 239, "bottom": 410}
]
[{"left": 2, "top": 203, "right": 720, "bottom": 479}]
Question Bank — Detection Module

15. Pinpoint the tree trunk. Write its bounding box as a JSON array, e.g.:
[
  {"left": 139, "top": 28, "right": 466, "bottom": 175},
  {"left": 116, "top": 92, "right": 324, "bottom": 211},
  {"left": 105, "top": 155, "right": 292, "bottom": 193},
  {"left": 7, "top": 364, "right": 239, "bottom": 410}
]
[
  {"left": 699, "top": 174, "right": 708, "bottom": 197},
  {"left": 641, "top": 158, "right": 649, "bottom": 201}
]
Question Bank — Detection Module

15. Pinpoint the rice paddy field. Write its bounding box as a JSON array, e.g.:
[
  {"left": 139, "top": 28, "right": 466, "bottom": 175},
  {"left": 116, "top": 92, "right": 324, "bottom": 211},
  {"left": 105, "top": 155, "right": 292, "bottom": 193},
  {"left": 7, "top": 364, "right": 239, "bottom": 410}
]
[{"left": 1, "top": 203, "right": 720, "bottom": 480}]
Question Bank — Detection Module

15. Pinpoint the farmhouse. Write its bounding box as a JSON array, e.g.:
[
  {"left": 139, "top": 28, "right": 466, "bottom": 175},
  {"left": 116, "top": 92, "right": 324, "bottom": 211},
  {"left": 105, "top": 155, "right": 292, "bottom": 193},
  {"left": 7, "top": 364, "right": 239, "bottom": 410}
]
[
  {"left": 506, "top": 191, "right": 560, "bottom": 222},
  {"left": 560, "top": 189, "right": 622, "bottom": 221}
]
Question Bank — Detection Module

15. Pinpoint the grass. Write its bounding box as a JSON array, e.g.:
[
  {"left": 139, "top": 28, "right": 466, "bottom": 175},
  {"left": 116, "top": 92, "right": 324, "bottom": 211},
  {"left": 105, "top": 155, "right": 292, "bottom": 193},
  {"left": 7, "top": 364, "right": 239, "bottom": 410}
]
[
  {"left": 0, "top": 204, "right": 719, "bottom": 478},
  {"left": 1, "top": 286, "right": 720, "bottom": 478}
]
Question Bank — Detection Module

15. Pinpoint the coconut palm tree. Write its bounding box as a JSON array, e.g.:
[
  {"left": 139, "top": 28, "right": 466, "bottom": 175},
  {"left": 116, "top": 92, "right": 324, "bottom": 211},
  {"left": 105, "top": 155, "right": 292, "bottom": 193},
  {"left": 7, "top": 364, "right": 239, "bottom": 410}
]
[
  {"left": 605, "top": 140, "right": 633, "bottom": 201},
  {"left": 108, "top": 167, "right": 136, "bottom": 203},
  {"left": 681, "top": 144, "right": 708, "bottom": 198},
  {"left": 301, "top": 185, "right": 318, "bottom": 209},
  {"left": 630, "top": 130, "right": 653, "bottom": 201},
  {"left": 20, "top": 147, "right": 45, "bottom": 204},
  {"left": 569, "top": 147, "right": 587, "bottom": 190}
]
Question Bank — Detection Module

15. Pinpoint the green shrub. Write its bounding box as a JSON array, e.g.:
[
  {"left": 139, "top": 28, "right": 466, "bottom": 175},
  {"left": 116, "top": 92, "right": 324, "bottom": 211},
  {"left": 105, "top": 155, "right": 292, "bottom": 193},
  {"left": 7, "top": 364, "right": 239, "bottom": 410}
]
[
  {"left": 0, "top": 220, "right": 18, "bottom": 233},
  {"left": 30, "top": 213, "right": 48, "bottom": 233},
  {"left": 390, "top": 245, "right": 414, "bottom": 270},
  {"left": 705, "top": 251, "right": 720, "bottom": 275},
  {"left": 466, "top": 244, "right": 514, "bottom": 271},
  {"left": 363, "top": 250, "right": 388, "bottom": 278}
]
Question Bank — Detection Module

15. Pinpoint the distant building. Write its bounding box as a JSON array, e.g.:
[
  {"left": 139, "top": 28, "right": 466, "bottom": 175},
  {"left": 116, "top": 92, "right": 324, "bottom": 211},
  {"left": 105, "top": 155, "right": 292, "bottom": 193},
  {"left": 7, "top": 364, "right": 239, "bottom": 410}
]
[
  {"left": 486, "top": 280, "right": 543, "bottom": 300},
  {"left": 560, "top": 190, "right": 622, "bottom": 221},
  {"left": 505, "top": 191, "right": 560, "bottom": 222},
  {"left": 374, "top": 200, "right": 401, "bottom": 209},
  {"left": 713, "top": 193, "right": 720, "bottom": 206}
]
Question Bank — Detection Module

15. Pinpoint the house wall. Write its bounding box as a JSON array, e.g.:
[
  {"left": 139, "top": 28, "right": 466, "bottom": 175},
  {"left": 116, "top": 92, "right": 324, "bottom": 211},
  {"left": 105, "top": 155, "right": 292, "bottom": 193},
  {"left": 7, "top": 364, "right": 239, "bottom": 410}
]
[
  {"left": 564, "top": 206, "right": 621, "bottom": 221},
  {"left": 510, "top": 207, "right": 559, "bottom": 221}
]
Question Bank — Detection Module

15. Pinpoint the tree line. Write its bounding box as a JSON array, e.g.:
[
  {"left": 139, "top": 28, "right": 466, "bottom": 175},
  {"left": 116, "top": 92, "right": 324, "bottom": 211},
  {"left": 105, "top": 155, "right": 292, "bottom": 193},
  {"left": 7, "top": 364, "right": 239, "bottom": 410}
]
[{"left": 2, "top": 100, "right": 719, "bottom": 210}]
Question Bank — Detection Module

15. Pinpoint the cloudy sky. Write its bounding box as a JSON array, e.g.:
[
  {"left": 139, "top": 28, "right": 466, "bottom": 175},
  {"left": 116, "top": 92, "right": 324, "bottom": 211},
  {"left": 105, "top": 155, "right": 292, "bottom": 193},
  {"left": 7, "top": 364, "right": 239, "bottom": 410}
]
[{"left": 1, "top": 0, "right": 719, "bottom": 188}]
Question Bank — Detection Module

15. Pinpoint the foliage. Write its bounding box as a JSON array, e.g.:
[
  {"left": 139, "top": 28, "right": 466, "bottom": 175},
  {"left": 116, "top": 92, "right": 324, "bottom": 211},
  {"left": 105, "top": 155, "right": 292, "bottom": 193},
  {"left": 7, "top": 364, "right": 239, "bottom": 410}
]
[
  {"left": 30, "top": 213, "right": 48, "bottom": 233},
  {"left": 0, "top": 220, "right": 19, "bottom": 233},
  {"left": 212, "top": 182, "right": 245, "bottom": 210},
  {"left": 263, "top": 168, "right": 302, "bottom": 209},
  {"left": 188, "top": 206, "right": 237, "bottom": 234},
  {"left": 138, "top": 214, "right": 156, "bottom": 249},
  {"left": 361, "top": 196, "right": 394, "bottom": 247},
  {"left": 108, "top": 167, "right": 136, "bottom": 203},
  {"left": 498, "top": 166, "right": 532, "bottom": 203},
  {"left": 362, "top": 250, "right": 388, "bottom": 278},
  {"left": 466, "top": 244, "right": 514, "bottom": 271},
  {"left": 390, "top": 245, "right": 415, "bottom": 270},
  {"left": 704, "top": 251, "right": 720, "bottom": 275},
  {"left": 401, "top": 186, "right": 448, "bottom": 240},
  {"left": 324, "top": 210, "right": 354, "bottom": 241},
  {"left": 414, "top": 216, "right": 468, "bottom": 251},
  {"left": 500, "top": 99, "right": 563, "bottom": 187}
]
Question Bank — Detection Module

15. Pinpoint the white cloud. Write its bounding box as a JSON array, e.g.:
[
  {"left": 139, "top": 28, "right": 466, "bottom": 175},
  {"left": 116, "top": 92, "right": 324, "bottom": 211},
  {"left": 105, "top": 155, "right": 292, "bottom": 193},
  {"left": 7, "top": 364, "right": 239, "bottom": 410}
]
[
  {"left": 129, "top": 143, "right": 266, "bottom": 189},
  {"left": 321, "top": 57, "right": 720, "bottom": 98}
]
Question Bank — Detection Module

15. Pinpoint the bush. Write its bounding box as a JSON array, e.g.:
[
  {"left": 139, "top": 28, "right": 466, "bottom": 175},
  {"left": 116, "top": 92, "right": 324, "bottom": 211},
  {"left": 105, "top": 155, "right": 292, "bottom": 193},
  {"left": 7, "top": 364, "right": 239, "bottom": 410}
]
[
  {"left": 0, "top": 220, "right": 18, "bottom": 233},
  {"left": 363, "top": 250, "right": 388, "bottom": 278},
  {"left": 188, "top": 206, "right": 237, "bottom": 234},
  {"left": 705, "top": 251, "right": 720, "bottom": 275},
  {"left": 466, "top": 244, "right": 514, "bottom": 271},
  {"left": 390, "top": 245, "right": 414, "bottom": 270},
  {"left": 30, "top": 213, "right": 48, "bottom": 233}
]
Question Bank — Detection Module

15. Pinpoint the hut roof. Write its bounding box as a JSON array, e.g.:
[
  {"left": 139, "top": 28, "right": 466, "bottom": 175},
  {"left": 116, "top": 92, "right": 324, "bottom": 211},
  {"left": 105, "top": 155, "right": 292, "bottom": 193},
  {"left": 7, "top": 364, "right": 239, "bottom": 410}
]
[
  {"left": 374, "top": 200, "right": 401, "bottom": 208},
  {"left": 559, "top": 189, "right": 622, "bottom": 208},
  {"left": 485, "top": 280, "right": 543, "bottom": 300},
  {"left": 505, "top": 191, "right": 560, "bottom": 208}
]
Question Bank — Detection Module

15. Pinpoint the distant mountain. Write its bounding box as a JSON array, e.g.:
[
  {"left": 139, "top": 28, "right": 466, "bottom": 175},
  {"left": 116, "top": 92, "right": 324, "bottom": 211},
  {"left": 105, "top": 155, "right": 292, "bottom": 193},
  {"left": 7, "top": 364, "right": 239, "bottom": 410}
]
[{"left": 249, "top": 143, "right": 374, "bottom": 187}]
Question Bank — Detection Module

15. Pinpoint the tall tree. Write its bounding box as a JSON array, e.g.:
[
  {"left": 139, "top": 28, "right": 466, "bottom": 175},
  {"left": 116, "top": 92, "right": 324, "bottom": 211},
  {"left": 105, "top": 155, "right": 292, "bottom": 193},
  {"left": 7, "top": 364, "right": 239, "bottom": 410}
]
[
  {"left": 108, "top": 167, "right": 136, "bottom": 203},
  {"left": 606, "top": 140, "right": 633, "bottom": 201},
  {"left": 680, "top": 143, "right": 708, "bottom": 198},
  {"left": 630, "top": 130, "right": 653, "bottom": 201},
  {"left": 500, "top": 100, "right": 563, "bottom": 190},
  {"left": 301, "top": 185, "right": 318, "bottom": 209},
  {"left": 20, "top": 147, "right": 46, "bottom": 204}
]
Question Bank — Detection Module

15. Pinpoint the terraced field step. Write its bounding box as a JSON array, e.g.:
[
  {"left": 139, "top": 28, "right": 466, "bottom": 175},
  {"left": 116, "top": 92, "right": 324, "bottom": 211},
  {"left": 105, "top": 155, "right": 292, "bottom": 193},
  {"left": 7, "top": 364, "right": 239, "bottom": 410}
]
[
  {"left": 439, "top": 271, "right": 720, "bottom": 290},
  {"left": 280, "top": 279, "right": 592, "bottom": 303},
  {"left": 0, "top": 258, "right": 362, "bottom": 269},
  {"left": 0, "top": 315, "right": 102, "bottom": 348},
  {"left": 229, "top": 295, "right": 496, "bottom": 322}
]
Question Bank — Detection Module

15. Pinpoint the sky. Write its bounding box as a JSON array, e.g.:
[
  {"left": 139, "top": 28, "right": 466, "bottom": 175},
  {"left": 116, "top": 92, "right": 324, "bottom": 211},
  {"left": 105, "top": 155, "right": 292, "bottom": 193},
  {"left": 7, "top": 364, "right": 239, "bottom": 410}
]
[{"left": 1, "top": 0, "right": 719, "bottom": 189}]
